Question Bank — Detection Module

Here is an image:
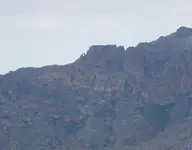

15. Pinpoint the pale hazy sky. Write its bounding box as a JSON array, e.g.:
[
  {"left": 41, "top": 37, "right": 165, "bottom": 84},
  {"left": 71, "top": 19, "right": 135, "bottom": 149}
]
[{"left": 0, "top": 0, "right": 192, "bottom": 74}]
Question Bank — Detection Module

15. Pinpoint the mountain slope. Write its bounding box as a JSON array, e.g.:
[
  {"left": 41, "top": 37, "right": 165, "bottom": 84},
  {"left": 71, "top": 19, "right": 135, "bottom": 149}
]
[{"left": 1, "top": 26, "right": 192, "bottom": 150}]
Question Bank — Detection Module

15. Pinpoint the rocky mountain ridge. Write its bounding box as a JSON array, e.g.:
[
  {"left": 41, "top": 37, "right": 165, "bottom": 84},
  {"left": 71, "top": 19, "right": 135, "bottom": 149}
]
[{"left": 1, "top": 26, "right": 192, "bottom": 150}]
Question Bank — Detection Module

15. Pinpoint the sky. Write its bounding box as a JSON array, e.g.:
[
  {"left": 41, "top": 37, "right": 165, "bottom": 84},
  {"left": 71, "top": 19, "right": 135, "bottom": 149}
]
[{"left": 0, "top": 0, "right": 192, "bottom": 74}]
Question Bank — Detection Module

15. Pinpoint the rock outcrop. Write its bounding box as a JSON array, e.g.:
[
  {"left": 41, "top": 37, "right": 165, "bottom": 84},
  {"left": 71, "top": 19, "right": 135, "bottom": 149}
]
[{"left": 1, "top": 27, "right": 192, "bottom": 150}]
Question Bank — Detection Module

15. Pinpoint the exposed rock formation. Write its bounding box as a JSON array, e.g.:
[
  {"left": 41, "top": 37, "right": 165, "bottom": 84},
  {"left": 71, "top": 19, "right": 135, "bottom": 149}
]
[{"left": 1, "top": 27, "right": 192, "bottom": 150}]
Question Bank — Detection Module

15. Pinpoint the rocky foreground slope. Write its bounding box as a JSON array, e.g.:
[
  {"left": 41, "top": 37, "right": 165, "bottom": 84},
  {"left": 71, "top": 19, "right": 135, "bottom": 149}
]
[{"left": 1, "top": 27, "right": 192, "bottom": 150}]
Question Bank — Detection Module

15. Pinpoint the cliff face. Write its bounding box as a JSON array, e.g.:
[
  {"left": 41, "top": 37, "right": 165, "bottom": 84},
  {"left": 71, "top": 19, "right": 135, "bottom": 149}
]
[{"left": 1, "top": 27, "right": 192, "bottom": 150}]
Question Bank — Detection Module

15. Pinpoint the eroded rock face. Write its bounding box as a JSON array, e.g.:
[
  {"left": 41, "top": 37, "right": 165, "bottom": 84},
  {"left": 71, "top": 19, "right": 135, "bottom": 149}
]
[{"left": 1, "top": 27, "right": 192, "bottom": 150}]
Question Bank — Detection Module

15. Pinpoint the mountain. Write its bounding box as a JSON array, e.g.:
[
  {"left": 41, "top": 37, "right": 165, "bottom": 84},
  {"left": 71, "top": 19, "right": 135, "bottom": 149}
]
[{"left": 1, "top": 26, "right": 192, "bottom": 150}]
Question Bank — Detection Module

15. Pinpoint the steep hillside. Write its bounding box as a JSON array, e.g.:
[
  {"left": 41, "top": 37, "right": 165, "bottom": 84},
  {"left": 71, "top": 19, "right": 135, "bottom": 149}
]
[{"left": 1, "top": 26, "right": 192, "bottom": 150}]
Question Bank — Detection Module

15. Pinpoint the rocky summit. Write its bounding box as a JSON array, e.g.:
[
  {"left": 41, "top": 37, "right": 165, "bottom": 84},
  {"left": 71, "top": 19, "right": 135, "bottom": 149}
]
[{"left": 1, "top": 27, "right": 192, "bottom": 150}]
